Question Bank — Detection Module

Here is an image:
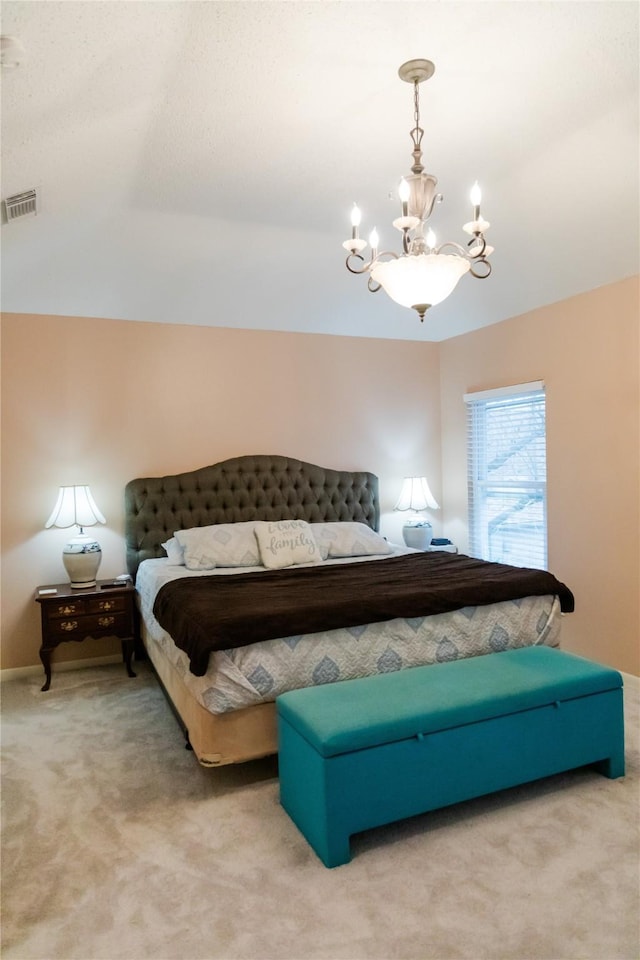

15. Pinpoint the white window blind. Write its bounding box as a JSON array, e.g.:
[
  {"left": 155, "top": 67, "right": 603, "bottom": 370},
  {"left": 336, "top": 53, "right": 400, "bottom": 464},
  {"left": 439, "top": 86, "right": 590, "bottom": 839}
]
[{"left": 465, "top": 381, "right": 547, "bottom": 569}]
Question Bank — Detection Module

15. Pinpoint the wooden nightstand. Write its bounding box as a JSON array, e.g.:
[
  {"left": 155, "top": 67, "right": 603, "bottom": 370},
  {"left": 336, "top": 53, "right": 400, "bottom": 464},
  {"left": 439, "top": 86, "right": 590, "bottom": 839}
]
[{"left": 35, "top": 580, "right": 138, "bottom": 691}]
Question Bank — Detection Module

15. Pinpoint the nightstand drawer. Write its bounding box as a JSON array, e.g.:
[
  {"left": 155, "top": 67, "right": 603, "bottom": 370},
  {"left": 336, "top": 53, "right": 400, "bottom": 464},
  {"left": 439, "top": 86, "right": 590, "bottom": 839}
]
[
  {"left": 44, "top": 594, "right": 128, "bottom": 620},
  {"left": 87, "top": 595, "right": 127, "bottom": 615},
  {"left": 48, "top": 612, "right": 130, "bottom": 638},
  {"left": 47, "top": 598, "right": 89, "bottom": 618}
]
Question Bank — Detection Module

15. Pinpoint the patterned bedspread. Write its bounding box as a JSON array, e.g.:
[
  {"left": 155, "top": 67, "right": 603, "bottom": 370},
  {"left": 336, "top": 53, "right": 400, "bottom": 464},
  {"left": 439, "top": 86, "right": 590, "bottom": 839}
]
[
  {"left": 136, "top": 556, "right": 564, "bottom": 715},
  {"left": 152, "top": 550, "right": 573, "bottom": 675}
]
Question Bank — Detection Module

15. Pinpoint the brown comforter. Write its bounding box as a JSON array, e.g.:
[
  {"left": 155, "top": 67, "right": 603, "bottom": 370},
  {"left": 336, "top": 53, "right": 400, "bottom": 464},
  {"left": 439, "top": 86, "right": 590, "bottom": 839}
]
[{"left": 152, "top": 551, "right": 574, "bottom": 676}]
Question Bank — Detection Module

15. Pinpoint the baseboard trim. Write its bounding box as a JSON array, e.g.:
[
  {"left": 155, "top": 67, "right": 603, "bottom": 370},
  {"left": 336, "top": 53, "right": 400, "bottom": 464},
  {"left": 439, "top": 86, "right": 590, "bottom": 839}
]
[
  {"left": 2, "top": 658, "right": 637, "bottom": 689},
  {"left": 622, "top": 671, "right": 639, "bottom": 692},
  {"left": 0, "top": 654, "right": 122, "bottom": 683}
]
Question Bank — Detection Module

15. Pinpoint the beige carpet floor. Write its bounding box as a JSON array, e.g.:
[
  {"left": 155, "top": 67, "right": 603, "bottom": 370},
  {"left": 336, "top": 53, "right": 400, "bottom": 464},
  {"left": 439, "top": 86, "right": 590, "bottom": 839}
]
[{"left": 1, "top": 661, "right": 638, "bottom": 960}]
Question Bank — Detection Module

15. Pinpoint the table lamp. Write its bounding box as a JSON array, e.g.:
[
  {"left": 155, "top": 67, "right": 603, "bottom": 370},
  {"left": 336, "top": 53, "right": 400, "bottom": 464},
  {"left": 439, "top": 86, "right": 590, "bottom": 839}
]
[
  {"left": 394, "top": 476, "right": 439, "bottom": 549},
  {"left": 45, "top": 485, "right": 106, "bottom": 588}
]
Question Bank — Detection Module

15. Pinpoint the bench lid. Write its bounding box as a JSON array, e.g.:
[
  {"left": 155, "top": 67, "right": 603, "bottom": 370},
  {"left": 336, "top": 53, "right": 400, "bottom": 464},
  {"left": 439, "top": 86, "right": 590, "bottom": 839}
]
[{"left": 276, "top": 647, "right": 622, "bottom": 758}]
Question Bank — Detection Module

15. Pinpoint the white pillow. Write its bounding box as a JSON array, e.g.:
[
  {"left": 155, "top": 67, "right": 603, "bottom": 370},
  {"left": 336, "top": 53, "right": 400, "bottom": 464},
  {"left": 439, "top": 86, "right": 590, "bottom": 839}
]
[
  {"left": 161, "top": 537, "right": 185, "bottom": 565},
  {"left": 175, "top": 522, "right": 261, "bottom": 570},
  {"left": 311, "top": 522, "right": 392, "bottom": 559},
  {"left": 254, "top": 520, "right": 322, "bottom": 570}
]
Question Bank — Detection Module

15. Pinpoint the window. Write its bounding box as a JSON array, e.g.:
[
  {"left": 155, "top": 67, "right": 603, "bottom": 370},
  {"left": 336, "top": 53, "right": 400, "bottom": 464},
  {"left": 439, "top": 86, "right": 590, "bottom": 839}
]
[{"left": 465, "top": 381, "right": 547, "bottom": 569}]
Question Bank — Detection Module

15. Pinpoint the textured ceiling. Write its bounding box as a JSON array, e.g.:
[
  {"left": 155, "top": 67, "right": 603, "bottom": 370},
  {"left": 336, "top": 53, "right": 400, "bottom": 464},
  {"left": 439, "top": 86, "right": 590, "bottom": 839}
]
[{"left": 1, "top": 1, "right": 638, "bottom": 342}]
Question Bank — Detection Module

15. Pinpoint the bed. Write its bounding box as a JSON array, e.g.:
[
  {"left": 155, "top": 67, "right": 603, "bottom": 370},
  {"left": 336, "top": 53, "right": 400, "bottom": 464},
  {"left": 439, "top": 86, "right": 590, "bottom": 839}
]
[{"left": 125, "top": 454, "right": 574, "bottom": 766}]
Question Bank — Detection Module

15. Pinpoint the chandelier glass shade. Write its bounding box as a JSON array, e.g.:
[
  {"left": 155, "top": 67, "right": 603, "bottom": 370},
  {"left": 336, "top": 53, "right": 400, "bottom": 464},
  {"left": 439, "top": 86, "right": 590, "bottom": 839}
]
[
  {"left": 371, "top": 254, "right": 471, "bottom": 312},
  {"left": 343, "top": 58, "right": 493, "bottom": 322}
]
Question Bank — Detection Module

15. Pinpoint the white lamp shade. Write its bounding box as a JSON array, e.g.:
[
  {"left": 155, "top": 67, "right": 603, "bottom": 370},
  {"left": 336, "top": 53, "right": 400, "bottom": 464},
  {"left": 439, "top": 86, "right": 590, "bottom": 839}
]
[
  {"left": 371, "top": 254, "right": 470, "bottom": 310},
  {"left": 394, "top": 477, "right": 439, "bottom": 512},
  {"left": 45, "top": 485, "right": 106, "bottom": 529}
]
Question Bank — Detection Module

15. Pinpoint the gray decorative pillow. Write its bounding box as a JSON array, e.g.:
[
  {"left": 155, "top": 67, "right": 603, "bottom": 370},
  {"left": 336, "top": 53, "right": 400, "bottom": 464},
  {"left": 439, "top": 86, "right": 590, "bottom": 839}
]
[
  {"left": 311, "top": 522, "right": 393, "bottom": 559},
  {"left": 175, "top": 522, "right": 261, "bottom": 570},
  {"left": 254, "top": 520, "right": 322, "bottom": 570}
]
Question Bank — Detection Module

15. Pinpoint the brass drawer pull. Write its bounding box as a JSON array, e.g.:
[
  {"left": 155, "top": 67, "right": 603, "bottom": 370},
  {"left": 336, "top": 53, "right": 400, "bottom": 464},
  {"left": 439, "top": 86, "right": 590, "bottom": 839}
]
[
  {"left": 98, "top": 616, "right": 115, "bottom": 628},
  {"left": 60, "top": 620, "right": 78, "bottom": 632},
  {"left": 57, "top": 604, "right": 78, "bottom": 616},
  {"left": 98, "top": 600, "right": 116, "bottom": 611}
]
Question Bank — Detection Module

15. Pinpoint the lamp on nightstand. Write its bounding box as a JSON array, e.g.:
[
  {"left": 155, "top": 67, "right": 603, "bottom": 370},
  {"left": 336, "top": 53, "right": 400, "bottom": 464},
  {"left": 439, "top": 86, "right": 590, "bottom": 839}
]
[
  {"left": 394, "top": 476, "right": 439, "bottom": 549},
  {"left": 45, "top": 485, "right": 106, "bottom": 588}
]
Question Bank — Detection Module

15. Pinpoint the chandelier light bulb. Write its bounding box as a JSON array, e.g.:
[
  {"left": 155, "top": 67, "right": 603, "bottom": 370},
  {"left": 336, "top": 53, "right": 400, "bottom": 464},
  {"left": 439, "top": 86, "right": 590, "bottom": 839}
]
[
  {"left": 343, "top": 202, "right": 368, "bottom": 254},
  {"left": 342, "top": 58, "right": 493, "bottom": 320},
  {"left": 398, "top": 177, "right": 411, "bottom": 218},
  {"left": 470, "top": 180, "right": 482, "bottom": 224}
]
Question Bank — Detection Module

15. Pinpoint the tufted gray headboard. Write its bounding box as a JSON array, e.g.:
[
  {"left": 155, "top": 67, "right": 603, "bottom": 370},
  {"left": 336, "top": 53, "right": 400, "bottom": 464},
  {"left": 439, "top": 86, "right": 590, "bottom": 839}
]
[{"left": 124, "top": 454, "right": 380, "bottom": 580}]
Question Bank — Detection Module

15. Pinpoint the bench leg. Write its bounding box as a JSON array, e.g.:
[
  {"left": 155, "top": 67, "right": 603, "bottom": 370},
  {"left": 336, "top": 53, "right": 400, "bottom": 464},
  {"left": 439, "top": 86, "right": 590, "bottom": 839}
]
[
  {"left": 594, "top": 753, "right": 625, "bottom": 779},
  {"left": 316, "top": 831, "right": 352, "bottom": 869}
]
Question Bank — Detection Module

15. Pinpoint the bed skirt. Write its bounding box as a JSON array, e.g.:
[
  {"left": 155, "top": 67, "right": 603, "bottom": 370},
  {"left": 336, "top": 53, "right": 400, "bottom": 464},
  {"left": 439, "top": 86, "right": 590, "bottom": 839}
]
[
  {"left": 141, "top": 592, "right": 563, "bottom": 765},
  {"left": 143, "top": 623, "right": 278, "bottom": 766}
]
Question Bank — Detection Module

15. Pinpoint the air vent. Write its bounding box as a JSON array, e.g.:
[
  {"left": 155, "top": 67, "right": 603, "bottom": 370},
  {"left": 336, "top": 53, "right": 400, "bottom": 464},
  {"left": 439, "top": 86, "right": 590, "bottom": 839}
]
[{"left": 4, "top": 188, "right": 38, "bottom": 221}]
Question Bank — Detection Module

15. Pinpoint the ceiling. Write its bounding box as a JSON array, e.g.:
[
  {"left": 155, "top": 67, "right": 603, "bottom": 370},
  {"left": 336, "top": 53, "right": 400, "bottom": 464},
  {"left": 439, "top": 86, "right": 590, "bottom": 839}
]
[{"left": 1, "top": 1, "right": 638, "bottom": 342}]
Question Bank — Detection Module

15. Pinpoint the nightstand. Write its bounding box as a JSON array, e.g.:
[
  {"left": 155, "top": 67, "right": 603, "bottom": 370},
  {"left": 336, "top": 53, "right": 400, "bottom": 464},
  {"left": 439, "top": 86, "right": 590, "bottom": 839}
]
[{"left": 35, "top": 580, "right": 138, "bottom": 691}]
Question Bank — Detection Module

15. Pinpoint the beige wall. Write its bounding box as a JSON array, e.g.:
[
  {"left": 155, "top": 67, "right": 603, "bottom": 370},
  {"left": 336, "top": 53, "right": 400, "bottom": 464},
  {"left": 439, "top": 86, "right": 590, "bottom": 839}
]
[
  {"left": 440, "top": 276, "right": 639, "bottom": 675},
  {"left": 0, "top": 314, "right": 441, "bottom": 671},
  {"left": 2, "top": 277, "right": 638, "bottom": 677}
]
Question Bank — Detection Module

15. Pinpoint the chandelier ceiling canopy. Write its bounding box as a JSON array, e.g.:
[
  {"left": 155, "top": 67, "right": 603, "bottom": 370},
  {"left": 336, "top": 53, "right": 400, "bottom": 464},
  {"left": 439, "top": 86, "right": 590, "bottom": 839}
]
[{"left": 343, "top": 59, "right": 494, "bottom": 322}]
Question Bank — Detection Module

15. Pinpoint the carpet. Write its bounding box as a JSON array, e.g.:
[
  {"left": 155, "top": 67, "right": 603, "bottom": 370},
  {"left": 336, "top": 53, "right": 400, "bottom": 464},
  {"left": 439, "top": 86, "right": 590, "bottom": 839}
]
[{"left": 1, "top": 661, "right": 638, "bottom": 960}]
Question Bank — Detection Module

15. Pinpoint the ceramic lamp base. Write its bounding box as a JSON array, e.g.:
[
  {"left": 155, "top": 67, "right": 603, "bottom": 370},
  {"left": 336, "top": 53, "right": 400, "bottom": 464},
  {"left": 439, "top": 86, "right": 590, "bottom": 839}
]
[
  {"left": 402, "top": 520, "right": 433, "bottom": 551},
  {"left": 63, "top": 534, "right": 102, "bottom": 588}
]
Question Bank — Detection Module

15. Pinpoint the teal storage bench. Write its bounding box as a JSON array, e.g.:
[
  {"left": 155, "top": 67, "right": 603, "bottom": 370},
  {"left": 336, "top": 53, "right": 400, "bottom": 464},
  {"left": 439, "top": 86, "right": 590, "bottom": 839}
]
[{"left": 277, "top": 647, "right": 624, "bottom": 867}]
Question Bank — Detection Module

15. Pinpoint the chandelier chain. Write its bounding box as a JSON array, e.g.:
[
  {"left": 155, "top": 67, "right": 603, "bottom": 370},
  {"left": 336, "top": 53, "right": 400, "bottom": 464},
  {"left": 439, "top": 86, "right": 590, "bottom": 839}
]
[{"left": 410, "top": 79, "right": 424, "bottom": 175}]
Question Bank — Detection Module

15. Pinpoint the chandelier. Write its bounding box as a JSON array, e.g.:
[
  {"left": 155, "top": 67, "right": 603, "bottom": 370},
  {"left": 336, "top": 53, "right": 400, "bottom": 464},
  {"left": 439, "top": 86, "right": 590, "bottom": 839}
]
[{"left": 342, "top": 59, "right": 493, "bottom": 322}]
